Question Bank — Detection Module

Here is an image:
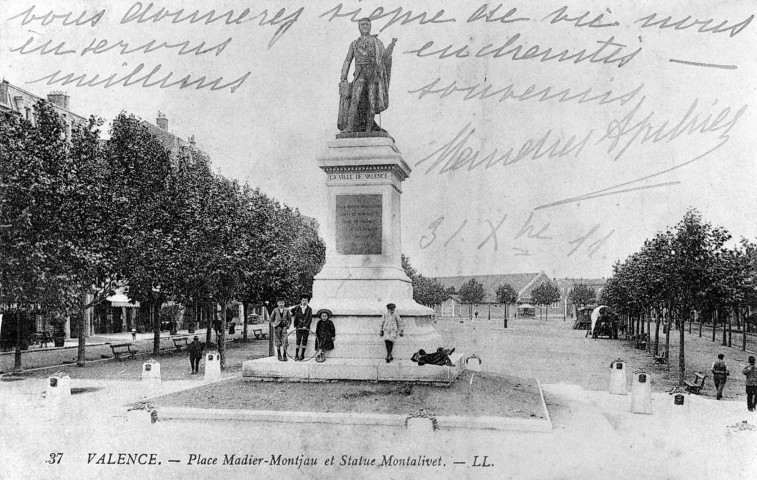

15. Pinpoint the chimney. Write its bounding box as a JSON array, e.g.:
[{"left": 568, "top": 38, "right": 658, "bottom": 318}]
[
  {"left": 0, "top": 80, "right": 8, "bottom": 106},
  {"left": 47, "top": 91, "right": 70, "bottom": 110},
  {"left": 156, "top": 111, "right": 168, "bottom": 130},
  {"left": 189, "top": 135, "right": 196, "bottom": 146}
]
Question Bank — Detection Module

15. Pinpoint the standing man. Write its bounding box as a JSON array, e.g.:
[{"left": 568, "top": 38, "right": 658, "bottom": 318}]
[
  {"left": 292, "top": 294, "right": 313, "bottom": 361},
  {"left": 711, "top": 353, "right": 730, "bottom": 400},
  {"left": 339, "top": 18, "right": 397, "bottom": 133},
  {"left": 269, "top": 298, "right": 292, "bottom": 361},
  {"left": 743, "top": 356, "right": 757, "bottom": 411},
  {"left": 187, "top": 336, "right": 203, "bottom": 374}
]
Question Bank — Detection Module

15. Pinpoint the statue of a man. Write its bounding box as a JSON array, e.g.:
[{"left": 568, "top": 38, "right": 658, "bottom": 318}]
[{"left": 338, "top": 18, "right": 397, "bottom": 133}]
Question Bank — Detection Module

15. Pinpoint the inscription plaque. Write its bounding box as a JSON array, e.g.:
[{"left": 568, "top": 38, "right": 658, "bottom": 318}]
[{"left": 335, "top": 194, "right": 382, "bottom": 254}]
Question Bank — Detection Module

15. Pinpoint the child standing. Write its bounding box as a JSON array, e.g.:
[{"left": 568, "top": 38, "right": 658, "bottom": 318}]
[
  {"left": 380, "top": 303, "right": 403, "bottom": 363},
  {"left": 314, "top": 309, "right": 336, "bottom": 363},
  {"left": 291, "top": 294, "right": 313, "bottom": 361},
  {"left": 269, "top": 298, "right": 292, "bottom": 361}
]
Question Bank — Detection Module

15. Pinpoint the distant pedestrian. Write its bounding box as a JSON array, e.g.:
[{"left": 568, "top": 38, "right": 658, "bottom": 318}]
[
  {"left": 228, "top": 321, "right": 236, "bottom": 335},
  {"left": 711, "top": 353, "right": 730, "bottom": 400},
  {"left": 314, "top": 309, "right": 336, "bottom": 363},
  {"left": 270, "top": 298, "right": 292, "bottom": 361},
  {"left": 743, "top": 356, "right": 757, "bottom": 411},
  {"left": 380, "top": 303, "right": 403, "bottom": 363},
  {"left": 131, "top": 328, "right": 137, "bottom": 341},
  {"left": 187, "top": 336, "right": 204, "bottom": 374},
  {"left": 291, "top": 294, "right": 313, "bottom": 361}
]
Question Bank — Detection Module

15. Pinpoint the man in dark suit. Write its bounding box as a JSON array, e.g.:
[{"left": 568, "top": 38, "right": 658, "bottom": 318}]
[{"left": 291, "top": 294, "right": 313, "bottom": 361}]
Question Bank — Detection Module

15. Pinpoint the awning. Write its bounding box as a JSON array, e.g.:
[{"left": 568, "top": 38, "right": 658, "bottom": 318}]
[
  {"left": 517, "top": 304, "right": 535, "bottom": 309},
  {"left": 107, "top": 292, "right": 140, "bottom": 308}
]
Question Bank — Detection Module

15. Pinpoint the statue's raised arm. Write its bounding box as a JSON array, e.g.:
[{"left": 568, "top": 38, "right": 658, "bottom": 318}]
[{"left": 337, "top": 18, "right": 397, "bottom": 135}]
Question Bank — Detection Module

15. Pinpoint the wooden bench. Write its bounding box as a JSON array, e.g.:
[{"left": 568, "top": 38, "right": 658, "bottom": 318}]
[
  {"left": 635, "top": 334, "right": 649, "bottom": 350},
  {"left": 684, "top": 372, "right": 706, "bottom": 394},
  {"left": 654, "top": 350, "right": 668, "bottom": 365},
  {"left": 172, "top": 336, "right": 189, "bottom": 352},
  {"left": 252, "top": 328, "right": 268, "bottom": 340},
  {"left": 110, "top": 343, "right": 138, "bottom": 360}
]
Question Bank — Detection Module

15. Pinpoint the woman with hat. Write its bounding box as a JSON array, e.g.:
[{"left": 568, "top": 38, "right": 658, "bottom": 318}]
[
  {"left": 380, "top": 303, "right": 403, "bottom": 363},
  {"left": 314, "top": 309, "right": 336, "bottom": 363}
]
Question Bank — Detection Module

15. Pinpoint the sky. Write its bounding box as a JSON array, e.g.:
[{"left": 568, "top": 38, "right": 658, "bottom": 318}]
[{"left": 2, "top": 0, "right": 755, "bottom": 279}]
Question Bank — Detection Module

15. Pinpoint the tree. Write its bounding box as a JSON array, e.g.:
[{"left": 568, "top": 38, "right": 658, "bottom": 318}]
[
  {"left": 496, "top": 283, "right": 517, "bottom": 327},
  {"left": 413, "top": 274, "right": 448, "bottom": 307},
  {"left": 104, "top": 113, "right": 177, "bottom": 357},
  {"left": 568, "top": 283, "right": 596, "bottom": 317},
  {"left": 531, "top": 282, "right": 561, "bottom": 321},
  {"left": 401, "top": 254, "right": 417, "bottom": 279},
  {"left": 459, "top": 278, "right": 485, "bottom": 304},
  {"left": 1, "top": 101, "right": 113, "bottom": 369}
]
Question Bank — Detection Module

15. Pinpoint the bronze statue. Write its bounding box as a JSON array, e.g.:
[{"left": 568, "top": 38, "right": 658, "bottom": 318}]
[{"left": 338, "top": 18, "right": 397, "bottom": 134}]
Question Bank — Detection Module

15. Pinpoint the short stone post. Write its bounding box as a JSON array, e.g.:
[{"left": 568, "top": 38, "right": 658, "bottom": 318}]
[
  {"left": 142, "top": 359, "right": 161, "bottom": 382},
  {"left": 204, "top": 351, "right": 221, "bottom": 382},
  {"left": 609, "top": 359, "right": 627, "bottom": 395},
  {"left": 630, "top": 370, "right": 652, "bottom": 414}
]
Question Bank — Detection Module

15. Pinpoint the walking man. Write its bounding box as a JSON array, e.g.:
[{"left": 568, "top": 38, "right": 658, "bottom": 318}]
[
  {"left": 711, "top": 353, "right": 729, "bottom": 400},
  {"left": 270, "top": 298, "right": 292, "bottom": 361},
  {"left": 187, "top": 336, "right": 203, "bottom": 374},
  {"left": 743, "top": 355, "right": 757, "bottom": 411}
]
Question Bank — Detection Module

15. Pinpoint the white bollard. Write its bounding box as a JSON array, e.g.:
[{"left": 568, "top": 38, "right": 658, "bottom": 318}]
[
  {"left": 46, "top": 373, "right": 71, "bottom": 406},
  {"left": 142, "top": 359, "right": 161, "bottom": 382},
  {"left": 465, "top": 354, "right": 482, "bottom": 372},
  {"left": 630, "top": 371, "right": 652, "bottom": 414},
  {"left": 204, "top": 351, "right": 221, "bottom": 382},
  {"left": 609, "top": 361, "right": 627, "bottom": 395}
]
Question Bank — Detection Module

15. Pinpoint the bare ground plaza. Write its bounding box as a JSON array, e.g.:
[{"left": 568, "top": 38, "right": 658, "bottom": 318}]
[{"left": 2, "top": 315, "right": 756, "bottom": 479}]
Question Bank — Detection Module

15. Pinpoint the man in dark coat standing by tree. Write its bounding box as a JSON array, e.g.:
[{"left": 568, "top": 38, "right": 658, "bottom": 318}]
[{"left": 187, "top": 336, "right": 204, "bottom": 374}]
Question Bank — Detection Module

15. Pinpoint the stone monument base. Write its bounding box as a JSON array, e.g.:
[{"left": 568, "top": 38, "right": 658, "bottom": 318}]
[{"left": 242, "top": 354, "right": 464, "bottom": 385}]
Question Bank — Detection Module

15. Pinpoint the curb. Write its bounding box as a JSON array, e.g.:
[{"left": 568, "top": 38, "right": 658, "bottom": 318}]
[{"left": 154, "top": 403, "right": 553, "bottom": 432}]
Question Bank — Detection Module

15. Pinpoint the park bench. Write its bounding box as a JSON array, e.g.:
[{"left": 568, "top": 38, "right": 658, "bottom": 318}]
[
  {"left": 684, "top": 372, "right": 706, "bottom": 394},
  {"left": 172, "top": 336, "right": 189, "bottom": 352},
  {"left": 252, "top": 328, "right": 268, "bottom": 340},
  {"left": 110, "top": 343, "right": 138, "bottom": 360},
  {"left": 654, "top": 350, "right": 668, "bottom": 365},
  {"left": 635, "top": 334, "right": 649, "bottom": 350}
]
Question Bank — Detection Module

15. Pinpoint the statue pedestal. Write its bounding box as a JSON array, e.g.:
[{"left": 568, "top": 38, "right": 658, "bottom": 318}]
[{"left": 243, "top": 137, "right": 461, "bottom": 382}]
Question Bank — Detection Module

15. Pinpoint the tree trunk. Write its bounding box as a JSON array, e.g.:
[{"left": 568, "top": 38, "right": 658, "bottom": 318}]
[
  {"left": 699, "top": 308, "right": 702, "bottom": 337},
  {"left": 721, "top": 308, "right": 727, "bottom": 347},
  {"left": 219, "top": 302, "right": 227, "bottom": 370},
  {"left": 205, "top": 304, "right": 212, "bottom": 345},
  {"left": 678, "top": 311, "right": 686, "bottom": 386},
  {"left": 77, "top": 292, "right": 88, "bottom": 367},
  {"left": 654, "top": 308, "right": 661, "bottom": 356},
  {"left": 664, "top": 309, "right": 671, "bottom": 372},
  {"left": 152, "top": 301, "right": 162, "bottom": 356},
  {"left": 728, "top": 307, "right": 732, "bottom": 347},
  {"left": 712, "top": 309, "right": 717, "bottom": 342},
  {"left": 13, "top": 310, "right": 23, "bottom": 371},
  {"left": 742, "top": 307, "right": 747, "bottom": 352},
  {"left": 242, "top": 301, "right": 249, "bottom": 342},
  {"left": 504, "top": 304, "right": 508, "bottom": 328}
]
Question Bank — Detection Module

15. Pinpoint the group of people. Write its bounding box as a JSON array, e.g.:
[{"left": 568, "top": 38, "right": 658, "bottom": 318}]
[
  {"left": 184, "top": 296, "right": 405, "bottom": 372},
  {"left": 270, "top": 297, "right": 404, "bottom": 364},
  {"left": 711, "top": 353, "right": 757, "bottom": 411},
  {"left": 269, "top": 294, "right": 336, "bottom": 363}
]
